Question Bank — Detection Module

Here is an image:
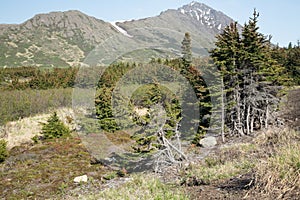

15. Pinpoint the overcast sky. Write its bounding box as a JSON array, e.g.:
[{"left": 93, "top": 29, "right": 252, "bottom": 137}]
[{"left": 1, "top": 0, "right": 299, "bottom": 46}]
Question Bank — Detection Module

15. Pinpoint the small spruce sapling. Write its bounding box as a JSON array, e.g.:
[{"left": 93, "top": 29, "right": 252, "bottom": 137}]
[{"left": 41, "top": 112, "right": 70, "bottom": 139}]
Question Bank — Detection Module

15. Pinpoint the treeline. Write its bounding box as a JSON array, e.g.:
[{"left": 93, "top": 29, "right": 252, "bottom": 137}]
[
  {"left": 271, "top": 42, "right": 300, "bottom": 86},
  {"left": 0, "top": 67, "right": 78, "bottom": 90},
  {"left": 0, "top": 67, "right": 76, "bottom": 124}
]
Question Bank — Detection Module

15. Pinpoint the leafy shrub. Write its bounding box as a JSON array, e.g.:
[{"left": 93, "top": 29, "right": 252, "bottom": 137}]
[
  {"left": 41, "top": 112, "right": 70, "bottom": 139},
  {"left": 0, "top": 139, "right": 8, "bottom": 163}
]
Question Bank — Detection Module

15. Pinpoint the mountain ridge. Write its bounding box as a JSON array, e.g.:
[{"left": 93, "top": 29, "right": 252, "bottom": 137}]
[{"left": 0, "top": 1, "right": 238, "bottom": 67}]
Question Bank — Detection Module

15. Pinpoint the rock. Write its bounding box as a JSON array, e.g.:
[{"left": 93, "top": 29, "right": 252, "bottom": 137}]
[
  {"left": 74, "top": 175, "right": 88, "bottom": 183},
  {"left": 199, "top": 136, "right": 217, "bottom": 148}
]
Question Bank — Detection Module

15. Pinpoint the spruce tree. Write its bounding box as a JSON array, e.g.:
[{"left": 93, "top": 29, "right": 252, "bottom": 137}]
[
  {"left": 241, "top": 10, "right": 282, "bottom": 133},
  {"left": 181, "top": 32, "right": 192, "bottom": 68},
  {"left": 211, "top": 22, "right": 243, "bottom": 136},
  {"left": 41, "top": 112, "right": 71, "bottom": 139},
  {"left": 211, "top": 10, "right": 282, "bottom": 137}
]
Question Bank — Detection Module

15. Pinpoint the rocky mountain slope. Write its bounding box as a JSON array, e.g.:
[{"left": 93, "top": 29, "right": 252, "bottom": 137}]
[
  {"left": 0, "top": 10, "right": 118, "bottom": 67},
  {"left": 117, "top": 2, "right": 234, "bottom": 52},
  {"left": 0, "top": 2, "right": 237, "bottom": 67}
]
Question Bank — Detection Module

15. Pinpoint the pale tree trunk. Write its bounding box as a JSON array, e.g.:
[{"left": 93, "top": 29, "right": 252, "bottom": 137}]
[
  {"left": 154, "top": 126, "right": 187, "bottom": 173},
  {"left": 221, "top": 77, "right": 225, "bottom": 142},
  {"left": 235, "top": 87, "right": 243, "bottom": 136},
  {"left": 265, "top": 101, "right": 269, "bottom": 129},
  {"left": 250, "top": 115, "right": 254, "bottom": 133},
  {"left": 242, "top": 77, "right": 247, "bottom": 134},
  {"left": 246, "top": 105, "right": 250, "bottom": 135}
]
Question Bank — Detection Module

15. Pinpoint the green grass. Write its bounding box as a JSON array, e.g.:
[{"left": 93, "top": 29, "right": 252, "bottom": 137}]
[
  {"left": 0, "top": 139, "right": 8, "bottom": 163},
  {"left": 183, "top": 158, "right": 255, "bottom": 185},
  {"left": 91, "top": 174, "right": 189, "bottom": 200}
]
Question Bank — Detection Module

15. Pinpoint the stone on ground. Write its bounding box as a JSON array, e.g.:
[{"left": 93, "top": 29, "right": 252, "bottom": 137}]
[{"left": 199, "top": 136, "right": 217, "bottom": 148}]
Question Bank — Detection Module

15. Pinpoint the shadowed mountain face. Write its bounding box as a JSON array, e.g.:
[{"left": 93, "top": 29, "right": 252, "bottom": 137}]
[{"left": 0, "top": 2, "right": 237, "bottom": 67}]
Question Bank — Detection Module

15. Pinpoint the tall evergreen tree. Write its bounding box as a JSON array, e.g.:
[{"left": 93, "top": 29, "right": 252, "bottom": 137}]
[
  {"left": 211, "top": 10, "right": 282, "bottom": 137},
  {"left": 241, "top": 10, "right": 282, "bottom": 133},
  {"left": 211, "top": 22, "right": 243, "bottom": 136},
  {"left": 181, "top": 32, "right": 192, "bottom": 68}
]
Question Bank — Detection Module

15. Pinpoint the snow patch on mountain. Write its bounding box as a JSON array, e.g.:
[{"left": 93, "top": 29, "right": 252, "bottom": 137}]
[
  {"left": 110, "top": 21, "right": 133, "bottom": 38},
  {"left": 218, "top": 24, "right": 222, "bottom": 30},
  {"left": 193, "top": 10, "right": 200, "bottom": 21},
  {"left": 178, "top": 1, "right": 226, "bottom": 31},
  {"left": 190, "top": 1, "right": 196, "bottom": 6}
]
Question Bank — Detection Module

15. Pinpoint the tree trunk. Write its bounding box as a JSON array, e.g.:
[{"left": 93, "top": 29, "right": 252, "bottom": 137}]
[
  {"left": 250, "top": 115, "right": 254, "bottom": 133},
  {"left": 235, "top": 86, "right": 243, "bottom": 136},
  {"left": 221, "top": 77, "right": 225, "bottom": 142},
  {"left": 246, "top": 105, "right": 250, "bottom": 135},
  {"left": 265, "top": 101, "right": 269, "bottom": 129}
]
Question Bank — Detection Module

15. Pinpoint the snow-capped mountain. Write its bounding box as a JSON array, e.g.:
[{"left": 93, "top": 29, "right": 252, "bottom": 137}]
[
  {"left": 178, "top": 1, "right": 230, "bottom": 32},
  {"left": 0, "top": 1, "right": 238, "bottom": 67},
  {"left": 114, "top": 1, "right": 237, "bottom": 60}
]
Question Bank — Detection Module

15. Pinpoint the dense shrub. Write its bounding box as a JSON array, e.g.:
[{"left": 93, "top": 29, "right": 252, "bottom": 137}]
[
  {"left": 0, "top": 67, "right": 78, "bottom": 90},
  {"left": 0, "top": 88, "right": 72, "bottom": 125}
]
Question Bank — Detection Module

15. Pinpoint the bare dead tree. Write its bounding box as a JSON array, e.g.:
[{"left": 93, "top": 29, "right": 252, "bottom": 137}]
[{"left": 153, "top": 118, "right": 187, "bottom": 173}]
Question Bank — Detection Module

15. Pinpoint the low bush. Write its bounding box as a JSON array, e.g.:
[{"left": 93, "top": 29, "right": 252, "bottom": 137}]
[
  {"left": 0, "top": 139, "right": 8, "bottom": 163},
  {"left": 0, "top": 88, "right": 72, "bottom": 125}
]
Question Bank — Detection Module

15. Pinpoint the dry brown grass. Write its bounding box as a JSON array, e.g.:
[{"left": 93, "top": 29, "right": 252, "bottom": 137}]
[
  {"left": 1, "top": 108, "right": 75, "bottom": 149},
  {"left": 179, "top": 127, "right": 300, "bottom": 199},
  {"left": 251, "top": 128, "right": 300, "bottom": 199}
]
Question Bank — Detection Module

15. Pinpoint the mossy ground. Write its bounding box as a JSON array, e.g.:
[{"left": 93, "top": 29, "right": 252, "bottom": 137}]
[{"left": 0, "top": 135, "right": 111, "bottom": 199}]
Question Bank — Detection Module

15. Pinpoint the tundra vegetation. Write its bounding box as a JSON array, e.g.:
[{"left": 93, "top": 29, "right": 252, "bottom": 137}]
[{"left": 0, "top": 10, "right": 299, "bottom": 199}]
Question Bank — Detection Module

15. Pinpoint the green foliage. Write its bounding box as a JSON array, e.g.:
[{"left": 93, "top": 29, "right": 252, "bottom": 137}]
[
  {"left": 0, "top": 139, "right": 8, "bottom": 163},
  {"left": 95, "top": 57, "right": 208, "bottom": 144},
  {"left": 40, "top": 112, "right": 70, "bottom": 139},
  {"left": 95, "top": 62, "right": 136, "bottom": 132},
  {"left": 210, "top": 10, "right": 283, "bottom": 136},
  {"left": 0, "top": 67, "right": 78, "bottom": 90},
  {"left": 31, "top": 135, "right": 39, "bottom": 144},
  {"left": 103, "top": 172, "right": 118, "bottom": 180},
  {"left": 95, "top": 87, "right": 120, "bottom": 132},
  {"left": 130, "top": 83, "right": 182, "bottom": 152},
  {"left": 271, "top": 43, "right": 300, "bottom": 85}
]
